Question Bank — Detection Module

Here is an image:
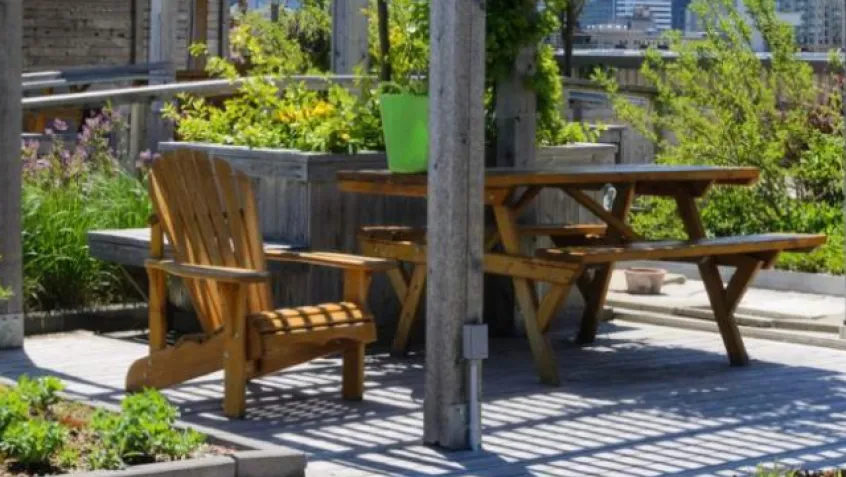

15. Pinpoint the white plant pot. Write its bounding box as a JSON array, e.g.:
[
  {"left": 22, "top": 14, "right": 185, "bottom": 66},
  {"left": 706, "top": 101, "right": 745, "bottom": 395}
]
[{"left": 624, "top": 267, "right": 667, "bottom": 295}]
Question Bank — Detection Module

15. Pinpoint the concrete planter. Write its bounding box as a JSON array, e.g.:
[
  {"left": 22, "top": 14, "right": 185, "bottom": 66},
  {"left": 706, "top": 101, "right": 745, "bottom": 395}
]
[
  {"left": 157, "top": 142, "right": 426, "bottom": 332},
  {"left": 24, "top": 304, "right": 146, "bottom": 336},
  {"left": 68, "top": 450, "right": 305, "bottom": 477},
  {"left": 624, "top": 267, "right": 667, "bottom": 295}
]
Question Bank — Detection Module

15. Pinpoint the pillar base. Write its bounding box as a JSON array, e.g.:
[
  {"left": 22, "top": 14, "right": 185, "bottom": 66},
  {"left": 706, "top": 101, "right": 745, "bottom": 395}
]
[{"left": 0, "top": 313, "right": 24, "bottom": 349}]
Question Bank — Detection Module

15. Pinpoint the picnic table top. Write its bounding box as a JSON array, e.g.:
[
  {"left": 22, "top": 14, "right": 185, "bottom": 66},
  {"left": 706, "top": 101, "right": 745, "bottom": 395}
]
[{"left": 338, "top": 164, "right": 760, "bottom": 189}]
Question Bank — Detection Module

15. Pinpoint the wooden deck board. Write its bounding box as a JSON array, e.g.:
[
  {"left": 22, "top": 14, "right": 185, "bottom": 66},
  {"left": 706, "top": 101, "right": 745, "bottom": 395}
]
[{"left": 2, "top": 323, "right": 846, "bottom": 476}]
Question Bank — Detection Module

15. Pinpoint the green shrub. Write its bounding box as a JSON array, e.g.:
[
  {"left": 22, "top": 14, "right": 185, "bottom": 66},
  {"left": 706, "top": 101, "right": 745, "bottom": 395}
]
[
  {"left": 0, "top": 390, "right": 28, "bottom": 435},
  {"left": 171, "top": 2, "right": 597, "bottom": 154},
  {"left": 21, "top": 111, "right": 151, "bottom": 311},
  {"left": 0, "top": 419, "right": 67, "bottom": 468},
  {"left": 596, "top": 0, "right": 844, "bottom": 275},
  {"left": 15, "top": 376, "right": 64, "bottom": 414},
  {"left": 90, "top": 389, "right": 204, "bottom": 468}
]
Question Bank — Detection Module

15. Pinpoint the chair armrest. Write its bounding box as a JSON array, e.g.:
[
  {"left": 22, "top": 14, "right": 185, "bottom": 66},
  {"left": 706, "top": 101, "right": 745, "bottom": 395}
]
[
  {"left": 145, "top": 259, "right": 270, "bottom": 284},
  {"left": 264, "top": 249, "right": 397, "bottom": 272}
]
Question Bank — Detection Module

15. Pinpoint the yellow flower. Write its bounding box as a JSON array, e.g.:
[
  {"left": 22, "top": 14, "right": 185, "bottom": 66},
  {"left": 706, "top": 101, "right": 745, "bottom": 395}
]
[{"left": 311, "top": 101, "right": 334, "bottom": 117}]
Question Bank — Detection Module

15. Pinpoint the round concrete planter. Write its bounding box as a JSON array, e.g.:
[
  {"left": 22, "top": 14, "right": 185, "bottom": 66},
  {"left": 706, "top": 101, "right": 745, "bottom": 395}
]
[{"left": 624, "top": 267, "right": 667, "bottom": 295}]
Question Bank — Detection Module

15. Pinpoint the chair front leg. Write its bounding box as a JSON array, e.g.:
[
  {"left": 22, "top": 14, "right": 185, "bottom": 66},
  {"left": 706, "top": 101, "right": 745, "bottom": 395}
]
[
  {"left": 219, "top": 282, "right": 249, "bottom": 418},
  {"left": 341, "top": 269, "right": 374, "bottom": 400},
  {"left": 146, "top": 267, "right": 168, "bottom": 353}
]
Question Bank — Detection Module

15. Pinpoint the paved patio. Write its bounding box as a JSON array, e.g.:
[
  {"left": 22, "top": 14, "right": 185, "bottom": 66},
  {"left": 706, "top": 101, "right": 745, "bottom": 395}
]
[{"left": 1, "top": 322, "right": 846, "bottom": 476}]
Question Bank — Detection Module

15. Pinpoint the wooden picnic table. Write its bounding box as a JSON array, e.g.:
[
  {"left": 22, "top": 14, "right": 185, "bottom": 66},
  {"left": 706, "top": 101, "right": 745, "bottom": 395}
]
[{"left": 337, "top": 165, "right": 825, "bottom": 385}]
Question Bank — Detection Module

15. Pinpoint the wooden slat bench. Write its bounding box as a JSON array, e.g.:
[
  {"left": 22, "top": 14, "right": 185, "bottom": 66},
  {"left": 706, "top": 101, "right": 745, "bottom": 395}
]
[{"left": 538, "top": 233, "right": 827, "bottom": 366}]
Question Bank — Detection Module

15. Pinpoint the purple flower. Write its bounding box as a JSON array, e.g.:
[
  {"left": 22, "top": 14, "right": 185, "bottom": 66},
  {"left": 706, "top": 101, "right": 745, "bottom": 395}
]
[
  {"left": 44, "top": 128, "right": 54, "bottom": 136},
  {"left": 85, "top": 116, "right": 101, "bottom": 129},
  {"left": 139, "top": 150, "right": 153, "bottom": 163},
  {"left": 53, "top": 119, "right": 68, "bottom": 132}
]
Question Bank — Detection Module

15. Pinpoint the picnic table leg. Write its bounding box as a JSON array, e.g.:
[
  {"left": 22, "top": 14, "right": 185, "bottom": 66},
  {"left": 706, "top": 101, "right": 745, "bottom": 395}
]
[
  {"left": 675, "top": 193, "right": 750, "bottom": 366},
  {"left": 575, "top": 185, "right": 635, "bottom": 345},
  {"left": 392, "top": 265, "right": 427, "bottom": 355},
  {"left": 493, "top": 204, "right": 560, "bottom": 386}
]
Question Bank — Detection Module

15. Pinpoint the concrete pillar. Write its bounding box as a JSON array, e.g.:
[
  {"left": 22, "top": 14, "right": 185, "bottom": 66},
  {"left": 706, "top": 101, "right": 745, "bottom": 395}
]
[
  {"left": 424, "top": 0, "right": 487, "bottom": 450},
  {"left": 0, "top": 0, "right": 24, "bottom": 348},
  {"left": 331, "top": 0, "right": 369, "bottom": 74}
]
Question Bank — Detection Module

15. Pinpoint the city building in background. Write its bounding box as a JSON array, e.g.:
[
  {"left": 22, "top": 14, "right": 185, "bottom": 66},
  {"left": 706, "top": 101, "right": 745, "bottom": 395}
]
[
  {"left": 581, "top": 0, "right": 617, "bottom": 27},
  {"left": 616, "top": 0, "right": 672, "bottom": 31},
  {"left": 671, "top": 0, "right": 693, "bottom": 30},
  {"left": 791, "top": 0, "right": 844, "bottom": 51}
]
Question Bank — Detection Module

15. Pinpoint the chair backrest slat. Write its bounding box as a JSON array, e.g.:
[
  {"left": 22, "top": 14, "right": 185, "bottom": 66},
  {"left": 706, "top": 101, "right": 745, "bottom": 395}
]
[{"left": 149, "top": 151, "right": 273, "bottom": 332}]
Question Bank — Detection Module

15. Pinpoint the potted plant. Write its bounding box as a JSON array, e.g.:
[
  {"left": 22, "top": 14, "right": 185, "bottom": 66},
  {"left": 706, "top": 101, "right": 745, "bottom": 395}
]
[{"left": 379, "top": 82, "right": 429, "bottom": 173}]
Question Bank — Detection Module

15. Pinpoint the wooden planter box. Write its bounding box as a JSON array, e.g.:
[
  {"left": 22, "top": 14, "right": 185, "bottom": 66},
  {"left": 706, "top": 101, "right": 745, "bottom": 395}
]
[{"left": 157, "top": 142, "right": 426, "bottom": 330}]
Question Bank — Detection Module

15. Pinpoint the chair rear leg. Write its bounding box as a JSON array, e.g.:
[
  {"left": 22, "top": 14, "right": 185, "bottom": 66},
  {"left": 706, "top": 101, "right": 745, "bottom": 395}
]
[{"left": 342, "top": 342, "right": 366, "bottom": 400}]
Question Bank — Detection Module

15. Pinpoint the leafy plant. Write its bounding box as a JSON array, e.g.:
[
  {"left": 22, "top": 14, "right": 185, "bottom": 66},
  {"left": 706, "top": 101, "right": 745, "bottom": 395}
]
[
  {"left": 15, "top": 376, "right": 64, "bottom": 414},
  {"left": 0, "top": 419, "right": 67, "bottom": 468},
  {"left": 170, "top": 11, "right": 384, "bottom": 153},
  {"left": 0, "top": 390, "right": 28, "bottom": 435},
  {"left": 21, "top": 111, "right": 152, "bottom": 311},
  {"left": 90, "top": 389, "right": 205, "bottom": 468},
  {"left": 596, "top": 0, "right": 844, "bottom": 274}
]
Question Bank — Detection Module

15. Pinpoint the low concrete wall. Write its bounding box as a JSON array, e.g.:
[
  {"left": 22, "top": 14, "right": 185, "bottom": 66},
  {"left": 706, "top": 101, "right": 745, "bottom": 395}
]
[
  {"left": 69, "top": 450, "right": 305, "bottom": 477},
  {"left": 25, "top": 304, "right": 147, "bottom": 336}
]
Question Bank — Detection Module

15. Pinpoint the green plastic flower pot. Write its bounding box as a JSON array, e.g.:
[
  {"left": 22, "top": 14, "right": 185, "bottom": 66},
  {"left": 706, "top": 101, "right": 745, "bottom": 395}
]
[{"left": 380, "top": 93, "right": 429, "bottom": 173}]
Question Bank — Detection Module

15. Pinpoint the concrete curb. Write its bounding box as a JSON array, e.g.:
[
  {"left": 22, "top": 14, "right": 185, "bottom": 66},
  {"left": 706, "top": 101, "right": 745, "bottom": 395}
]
[
  {"left": 619, "top": 261, "right": 844, "bottom": 297},
  {"left": 68, "top": 450, "right": 306, "bottom": 477},
  {"left": 606, "top": 297, "right": 843, "bottom": 334},
  {"left": 614, "top": 308, "right": 846, "bottom": 351}
]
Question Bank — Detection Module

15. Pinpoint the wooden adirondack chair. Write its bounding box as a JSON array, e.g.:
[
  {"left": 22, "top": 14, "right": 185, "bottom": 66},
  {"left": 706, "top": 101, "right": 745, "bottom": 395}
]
[{"left": 126, "top": 150, "right": 395, "bottom": 417}]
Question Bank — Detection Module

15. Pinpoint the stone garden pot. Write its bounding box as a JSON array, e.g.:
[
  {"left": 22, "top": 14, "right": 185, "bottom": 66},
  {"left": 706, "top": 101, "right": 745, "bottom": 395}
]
[{"left": 624, "top": 267, "right": 668, "bottom": 295}]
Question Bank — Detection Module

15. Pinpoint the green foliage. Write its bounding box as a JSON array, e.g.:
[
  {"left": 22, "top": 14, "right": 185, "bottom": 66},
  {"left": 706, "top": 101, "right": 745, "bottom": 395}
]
[
  {"left": 367, "top": 0, "right": 429, "bottom": 94},
  {"left": 90, "top": 389, "right": 205, "bottom": 468},
  {"left": 0, "top": 419, "right": 67, "bottom": 468},
  {"left": 172, "top": 2, "right": 595, "bottom": 152},
  {"left": 22, "top": 171, "right": 151, "bottom": 310},
  {"left": 0, "top": 390, "right": 28, "bottom": 435},
  {"left": 15, "top": 376, "right": 64, "bottom": 415},
  {"left": 596, "top": 0, "right": 844, "bottom": 274},
  {"left": 21, "top": 111, "right": 152, "bottom": 311},
  {"left": 169, "top": 11, "right": 383, "bottom": 153}
]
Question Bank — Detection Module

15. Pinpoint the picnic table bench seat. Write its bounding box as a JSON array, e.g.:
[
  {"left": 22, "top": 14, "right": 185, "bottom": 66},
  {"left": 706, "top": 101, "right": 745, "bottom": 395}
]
[{"left": 537, "top": 233, "right": 827, "bottom": 265}]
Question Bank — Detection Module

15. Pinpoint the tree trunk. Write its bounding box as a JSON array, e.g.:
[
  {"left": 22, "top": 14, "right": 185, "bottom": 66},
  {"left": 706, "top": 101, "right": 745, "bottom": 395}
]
[
  {"left": 0, "top": 0, "right": 24, "bottom": 349},
  {"left": 377, "top": 0, "right": 392, "bottom": 82},
  {"left": 270, "top": 0, "right": 280, "bottom": 22},
  {"left": 561, "top": 4, "right": 578, "bottom": 77}
]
